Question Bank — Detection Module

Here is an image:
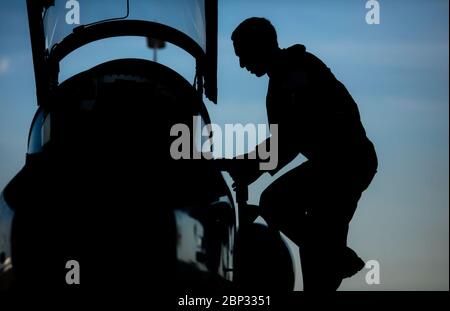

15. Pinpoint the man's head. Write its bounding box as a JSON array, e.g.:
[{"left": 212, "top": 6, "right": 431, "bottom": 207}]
[{"left": 231, "top": 17, "right": 279, "bottom": 77}]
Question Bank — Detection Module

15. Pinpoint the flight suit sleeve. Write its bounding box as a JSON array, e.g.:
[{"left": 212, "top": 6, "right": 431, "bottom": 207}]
[{"left": 262, "top": 71, "right": 313, "bottom": 175}]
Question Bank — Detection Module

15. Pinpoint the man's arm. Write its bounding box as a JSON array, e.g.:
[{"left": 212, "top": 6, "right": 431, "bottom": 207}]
[{"left": 253, "top": 134, "right": 299, "bottom": 176}]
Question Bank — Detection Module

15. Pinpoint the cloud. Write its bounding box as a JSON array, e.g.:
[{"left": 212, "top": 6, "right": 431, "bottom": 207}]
[{"left": 0, "top": 57, "right": 10, "bottom": 74}]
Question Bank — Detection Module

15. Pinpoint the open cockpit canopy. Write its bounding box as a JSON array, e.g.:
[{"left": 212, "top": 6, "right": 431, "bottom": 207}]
[{"left": 26, "top": 0, "right": 217, "bottom": 105}]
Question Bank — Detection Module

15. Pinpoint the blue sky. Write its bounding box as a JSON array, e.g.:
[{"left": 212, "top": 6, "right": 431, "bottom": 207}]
[{"left": 0, "top": 0, "right": 448, "bottom": 290}]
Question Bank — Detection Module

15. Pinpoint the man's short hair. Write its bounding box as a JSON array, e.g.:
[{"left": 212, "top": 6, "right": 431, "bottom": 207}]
[{"left": 231, "top": 17, "right": 278, "bottom": 50}]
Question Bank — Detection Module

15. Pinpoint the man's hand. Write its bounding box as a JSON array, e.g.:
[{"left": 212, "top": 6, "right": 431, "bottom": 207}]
[{"left": 227, "top": 159, "right": 262, "bottom": 190}]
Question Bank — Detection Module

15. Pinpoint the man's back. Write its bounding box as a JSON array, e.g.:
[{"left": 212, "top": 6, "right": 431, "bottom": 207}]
[{"left": 267, "top": 44, "right": 377, "bottom": 186}]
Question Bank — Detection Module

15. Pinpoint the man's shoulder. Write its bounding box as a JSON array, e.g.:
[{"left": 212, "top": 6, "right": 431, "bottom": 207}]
[
  {"left": 280, "top": 44, "right": 306, "bottom": 64},
  {"left": 284, "top": 44, "right": 307, "bottom": 55},
  {"left": 272, "top": 45, "right": 327, "bottom": 87},
  {"left": 280, "top": 44, "right": 328, "bottom": 72}
]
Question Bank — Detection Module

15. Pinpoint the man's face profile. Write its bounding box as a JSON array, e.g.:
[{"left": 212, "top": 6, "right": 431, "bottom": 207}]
[{"left": 233, "top": 40, "right": 268, "bottom": 77}]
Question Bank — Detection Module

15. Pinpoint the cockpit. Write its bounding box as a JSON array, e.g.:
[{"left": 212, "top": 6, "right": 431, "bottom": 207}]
[{"left": 28, "top": 0, "right": 217, "bottom": 106}]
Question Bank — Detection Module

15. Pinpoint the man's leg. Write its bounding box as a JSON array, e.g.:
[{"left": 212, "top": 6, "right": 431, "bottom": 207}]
[
  {"left": 299, "top": 241, "right": 344, "bottom": 291},
  {"left": 259, "top": 163, "right": 364, "bottom": 291},
  {"left": 258, "top": 162, "right": 312, "bottom": 243},
  {"left": 299, "top": 186, "right": 365, "bottom": 291},
  {"left": 299, "top": 218, "right": 350, "bottom": 291}
]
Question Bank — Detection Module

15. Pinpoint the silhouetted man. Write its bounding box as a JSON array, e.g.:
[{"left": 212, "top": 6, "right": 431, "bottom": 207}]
[{"left": 230, "top": 17, "right": 378, "bottom": 291}]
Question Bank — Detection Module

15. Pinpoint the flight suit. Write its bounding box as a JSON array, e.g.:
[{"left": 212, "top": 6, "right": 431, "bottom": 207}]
[{"left": 258, "top": 44, "right": 378, "bottom": 290}]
